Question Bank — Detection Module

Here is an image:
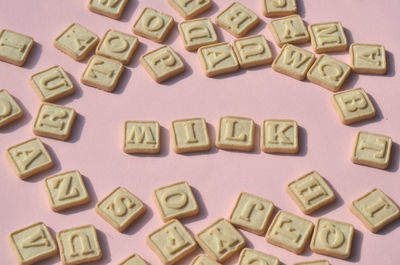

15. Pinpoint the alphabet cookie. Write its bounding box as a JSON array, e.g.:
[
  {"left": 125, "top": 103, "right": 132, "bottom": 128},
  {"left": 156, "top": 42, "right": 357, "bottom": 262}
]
[
  {"left": 132, "top": 8, "right": 174, "bottom": 43},
  {"left": 308, "top": 22, "right": 348, "bottom": 53},
  {"left": 350, "top": 43, "right": 386, "bottom": 74},
  {"left": 0, "top": 29, "right": 34, "bottom": 66},
  {"left": 0, "top": 89, "right": 23, "bottom": 128},
  {"left": 88, "top": 0, "right": 129, "bottom": 19},
  {"left": 178, "top": 18, "right": 218, "bottom": 51}
]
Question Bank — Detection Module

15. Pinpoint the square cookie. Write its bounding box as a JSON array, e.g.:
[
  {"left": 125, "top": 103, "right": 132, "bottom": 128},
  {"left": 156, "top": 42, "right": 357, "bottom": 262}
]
[
  {"left": 310, "top": 218, "right": 354, "bottom": 259},
  {"left": 0, "top": 89, "right": 23, "bottom": 128},
  {"left": 190, "top": 254, "right": 221, "bottom": 265},
  {"left": 147, "top": 219, "right": 197, "bottom": 265},
  {"left": 153, "top": 181, "right": 198, "bottom": 221},
  {"left": 96, "top": 29, "right": 139, "bottom": 64},
  {"left": 54, "top": 23, "right": 99, "bottom": 61},
  {"left": 216, "top": 116, "right": 255, "bottom": 151},
  {"left": 331, "top": 87, "right": 376, "bottom": 125},
  {"left": 197, "top": 42, "right": 239, "bottom": 77},
  {"left": 238, "top": 248, "right": 279, "bottom": 265},
  {"left": 30, "top": 65, "right": 75, "bottom": 102},
  {"left": 170, "top": 117, "right": 211, "bottom": 154},
  {"left": 293, "top": 260, "right": 330, "bottom": 265},
  {"left": 88, "top": 0, "right": 129, "bottom": 19},
  {"left": 44, "top": 170, "right": 90, "bottom": 211},
  {"left": 57, "top": 224, "right": 102, "bottom": 264},
  {"left": 350, "top": 43, "right": 386, "bottom": 74},
  {"left": 268, "top": 15, "right": 309, "bottom": 47},
  {"left": 272, "top": 44, "right": 315, "bottom": 80},
  {"left": 261, "top": 119, "right": 298, "bottom": 153},
  {"left": 233, "top": 34, "right": 274, "bottom": 68},
  {"left": 132, "top": 8, "right": 174, "bottom": 43},
  {"left": 196, "top": 218, "right": 246, "bottom": 262},
  {"left": 307, "top": 54, "right": 351, "bottom": 92},
  {"left": 81, "top": 55, "right": 124, "bottom": 91},
  {"left": 9, "top": 222, "right": 58, "bottom": 265},
  {"left": 266, "top": 210, "right": 314, "bottom": 254},
  {"left": 287, "top": 171, "right": 335, "bottom": 214},
  {"left": 350, "top": 188, "right": 400, "bottom": 232},
  {"left": 229, "top": 192, "right": 275, "bottom": 235},
  {"left": 0, "top": 29, "right": 34, "bottom": 66},
  {"left": 262, "top": 0, "right": 297, "bottom": 17},
  {"left": 215, "top": 2, "right": 259, "bottom": 37},
  {"left": 140, "top": 45, "right": 185, "bottom": 83},
  {"left": 33, "top": 103, "right": 76, "bottom": 141},
  {"left": 351, "top": 131, "right": 392, "bottom": 169},
  {"left": 6, "top": 137, "right": 53, "bottom": 179},
  {"left": 118, "top": 254, "right": 148, "bottom": 265},
  {"left": 124, "top": 120, "right": 160, "bottom": 154},
  {"left": 178, "top": 18, "right": 218, "bottom": 51},
  {"left": 309, "top": 22, "right": 348, "bottom": 53},
  {"left": 169, "top": 0, "right": 211, "bottom": 19}
]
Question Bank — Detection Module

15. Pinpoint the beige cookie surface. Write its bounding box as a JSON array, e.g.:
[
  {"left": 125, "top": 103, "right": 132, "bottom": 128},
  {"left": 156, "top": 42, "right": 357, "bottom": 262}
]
[
  {"left": 88, "top": 0, "right": 129, "bottom": 19},
  {"left": 233, "top": 34, "right": 274, "bottom": 68},
  {"left": 168, "top": 0, "right": 211, "bottom": 19},
  {"left": 350, "top": 43, "right": 386, "bottom": 74},
  {"left": 0, "top": 29, "right": 34, "bottom": 66},
  {"left": 0, "top": 89, "right": 23, "bottom": 128},
  {"left": 118, "top": 254, "right": 148, "bottom": 265},
  {"left": 268, "top": 15, "right": 309, "bottom": 47},
  {"left": 238, "top": 248, "right": 280, "bottom": 265},
  {"left": 309, "top": 22, "right": 348, "bottom": 53},
  {"left": 178, "top": 18, "right": 218, "bottom": 51},
  {"left": 261, "top": 119, "right": 298, "bottom": 153},
  {"left": 293, "top": 260, "right": 330, "bottom": 265},
  {"left": 124, "top": 120, "right": 160, "bottom": 154},
  {"left": 262, "top": 0, "right": 297, "bottom": 17},
  {"left": 197, "top": 42, "right": 239, "bottom": 77},
  {"left": 190, "top": 254, "right": 221, "bottom": 265},
  {"left": 216, "top": 116, "right": 255, "bottom": 151}
]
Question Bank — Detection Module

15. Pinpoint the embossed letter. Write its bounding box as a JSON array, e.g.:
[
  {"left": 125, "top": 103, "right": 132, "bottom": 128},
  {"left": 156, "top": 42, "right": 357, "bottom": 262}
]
[
  {"left": 0, "top": 98, "right": 12, "bottom": 117},
  {"left": 319, "top": 223, "right": 344, "bottom": 249},
  {"left": 107, "top": 194, "right": 135, "bottom": 217},
  {"left": 127, "top": 125, "right": 156, "bottom": 144},
  {"left": 52, "top": 175, "right": 79, "bottom": 201},
  {"left": 274, "top": 217, "right": 301, "bottom": 242},
  {"left": 239, "top": 200, "right": 264, "bottom": 222},
  {"left": 208, "top": 226, "right": 239, "bottom": 254},
  {"left": 296, "top": 177, "right": 326, "bottom": 205},
  {"left": 162, "top": 191, "right": 188, "bottom": 209},
  {"left": 267, "top": 123, "right": 293, "bottom": 144},
  {"left": 225, "top": 120, "right": 246, "bottom": 141},
  {"left": 164, "top": 226, "right": 190, "bottom": 254},
  {"left": 21, "top": 229, "right": 49, "bottom": 248},
  {"left": 68, "top": 232, "right": 95, "bottom": 257}
]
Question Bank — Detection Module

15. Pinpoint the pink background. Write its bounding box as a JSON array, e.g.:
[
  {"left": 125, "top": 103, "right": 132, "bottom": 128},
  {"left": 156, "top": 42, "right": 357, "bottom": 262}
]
[{"left": 0, "top": 0, "right": 399, "bottom": 264}]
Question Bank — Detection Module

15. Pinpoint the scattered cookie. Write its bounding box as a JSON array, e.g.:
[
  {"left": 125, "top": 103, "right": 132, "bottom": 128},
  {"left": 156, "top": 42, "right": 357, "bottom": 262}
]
[
  {"left": 308, "top": 22, "right": 348, "bottom": 53},
  {"left": 233, "top": 34, "right": 274, "bottom": 68},
  {"left": 88, "top": 0, "right": 129, "bottom": 19},
  {"left": 293, "top": 260, "right": 330, "bottom": 265},
  {"left": 190, "top": 254, "right": 221, "bottom": 265},
  {"left": 197, "top": 42, "right": 239, "bottom": 77},
  {"left": 124, "top": 120, "right": 160, "bottom": 154},
  {"left": 350, "top": 43, "right": 387, "bottom": 74},
  {"left": 268, "top": 15, "right": 309, "bottom": 47},
  {"left": 238, "top": 248, "right": 280, "bottom": 265},
  {"left": 0, "top": 89, "right": 23, "bottom": 128},
  {"left": 168, "top": 0, "right": 211, "bottom": 19},
  {"left": 261, "top": 119, "right": 298, "bottom": 153},
  {"left": 216, "top": 116, "right": 255, "bottom": 151},
  {"left": 178, "top": 18, "right": 218, "bottom": 51},
  {"left": 0, "top": 29, "right": 34, "bottom": 66},
  {"left": 118, "top": 254, "right": 148, "bottom": 265},
  {"left": 262, "top": 0, "right": 297, "bottom": 17}
]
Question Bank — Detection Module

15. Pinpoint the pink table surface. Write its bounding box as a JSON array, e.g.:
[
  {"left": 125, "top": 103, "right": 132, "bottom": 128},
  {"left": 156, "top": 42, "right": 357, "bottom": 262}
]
[{"left": 1, "top": 0, "right": 399, "bottom": 264}]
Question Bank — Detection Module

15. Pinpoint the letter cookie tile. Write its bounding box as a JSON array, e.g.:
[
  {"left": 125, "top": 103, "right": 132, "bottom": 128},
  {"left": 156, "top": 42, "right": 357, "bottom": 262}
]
[
  {"left": 168, "top": 0, "right": 211, "bottom": 19},
  {"left": 178, "top": 18, "right": 218, "bottom": 51},
  {"left": 190, "top": 254, "right": 221, "bottom": 265},
  {"left": 124, "top": 121, "right": 160, "bottom": 154},
  {"left": 170, "top": 118, "right": 211, "bottom": 153},
  {"left": 331, "top": 87, "right": 375, "bottom": 125},
  {"left": 215, "top": 2, "right": 259, "bottom": 38},
  {"left": 196, "top": 218, "right": 246, "bottom": 262},
  {"left": 197, "top": 42, "right": 239, "bottom": 77},
  {"left": 262, "top": 0, "right": 297, "bottom": 17},
  {"left": 229, "top": 192, "right": 275, "bottom": 235},
  {"left": 33, "top": 103, "right": 76, "bottom": 141},
  {"left": 88, "top": 0, "right": 128, "bottom": 19},
  {"left": 307, "top": 54, "right": 351, "bottom": 92},
  {"left": 132, "top": 8, "right": 174, "bottom": 43},
  {"left": 238, "top": 248, "right": 280, "bottom": 265},
  {"left": 310, "top": 218, "right": 354, "bottom": 259},
  {"left": 265, "top": 210, "right": 314, "bottom": 254},
  {"left": 216, "top": 116, "right": 254, "bottom": 151},
  {"left": 293, "top": 260, "right": 330, "bottom": 265},
  {"left": 140, "top": 45, "right": 185, "bottom": 83},
  {"left": 351, "top": 131, "right": 392, "bottom": 169},
  {"left": 54, "top": 23, "right": 99, "bottom": 61},
  {"left": 350, "top": 188, "right": 400, "bottom": 232},
  {"left": 309, "top": 22, "right": 348, "bottom": 53},
  {"left": 81, "top": 55, "right": 124, "bottom": 91},
  {"left": 96, "top": 30, "right": 139, "bottom": 64},
  {"left": 0, "top": 89, "right": 23, "bottom": 128},
  {"left": 233, "top": 34, "right": 274, "bottom": 68},
  {"left": 153, "top": 181, "right": 198, "bottom": 221},
  {"left": 287, "top": 171, "right": 335, "bottom": 214},
  {"left": 9, "top": 222, "right": 58, "bottom": 265},
  {"left": 96, "top": 186, "right": 146, "bottom": 232},
  {"left": 261, "top": 119, "right": 298, "bottom": 153},
  {"left": 0, "top": 29, "right": 33, "bottom": 66},
  {"left": 147, "top": 219, "right": 197, "bottom": 265},
  {"left": 350, "top": 43, "right": 386, "bottom": 74},
  {"left": 118, "top": 254, "right": 148, "bottom": 265},
  {"left": 6, "top": 137, "right": 53, "bottom": 179},
  {"left": 268, "top": 15, "right": 309, "bottom": 47},
  {"left": 30, "top": 66, "right": 75, "bottom": 102},
  {"left": 57, "top": 224, "right": 102, "bottom": 264},
  {"left": 272, "top": 44, "right": 315, "bottom": 80}
]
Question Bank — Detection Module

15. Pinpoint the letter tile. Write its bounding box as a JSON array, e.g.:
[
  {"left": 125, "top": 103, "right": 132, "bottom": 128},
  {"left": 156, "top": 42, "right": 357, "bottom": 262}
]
[
  {"left": 118, "top": 254, "right": 148, "bottom": 265},
  {"left": 350, "top": 188, "right": 399, "bottom": 232},
  {"left": 308, "top": 22, "right": 348, "bottom": 53},
  {"left": 0, "top": 29, "right": 34, "bottom": 66},
  {"left": 233, "top": 34, "right": 274, "bottom": 68},
  {"left": 238, "top": 248, "right": 280, "bottom": 265},
  {"left": 44, "top": 170, "right": 90, "bottom": 211},
  {"left": 351, "top": 131, "right": 392, "bottom": 169},
  {"left": 196, "top": 218, "right": 246, "bottom": 262},
  {"left": 310, "top": 218, "right": 354, "bottom": 259},
  {"left": 96, "top": 29, "right": 139, "bottom": 64},
  {"left": 262, "top": 0, "right": 297, "bottom": 17},
  {"left": 170, "top": 118, "right": 211, "bottom": 153},
  {"left": 287, "top": 171, "right": 335, "bottom": 214},
  {"left": 229, "top": 192, "right": 275, "bottom": 235},
  {"left": 57, "top": 224, "right": 102, "bottom": 265},
  {"left": 265, "top": 210, "right": 314, "bottom": 254},
  {"left": 140, "top": 45, "right": 185, "bottom": 83},
  {"left": 96, "top": 187, "right": 146, "bottom": 232},
  {"left": 124, "top": 121, "right": 160, "bottom": 154},
  {"left": 268, "top": 15, "right": 309, "bottom": 47},
  {"left": 9, "top": 222, "right": 58, "bottom": 265},
  {"left": 307, "top": 54, "right": 351, "bottom": 92},
  {"left": 54, "top": 23, "right": 99, "bottom": 61},
  {"left": 0, "top": 89, "right": 23, "bottom": 128},
  {"left": 88, "top": 0, "right": 129, "bottom": 19},
  {"left": 178, "top": 18, "right": 218, "bottom": 51},
  {"left": 147, "top": 219, "right": 197, "bottom": 265},
  {"left": 215, "top": 2, "right": 259, "bottom": 38},
  {"left": 261, "top": 119, "right": 298, "bottom": 153},
  {"left": 132, "top": 8, "right": 174, "bottom": 43},
  {"left": 293, "top": 260, "right": 330, "bottom": 265},
  {"left": 190, "top": 254, "right": 221, "bottom": 265},
  {"left": 216, "top": 116, "right": 255, "bottom": 151},
  {"left": 6, "top": 137, "right": 53, "bottom": 179},
  {"left": 350, "top": 43, "right": 386, "bottom": 74},
  {"left": 168, "top": 0, "right": 211, "bottom": 19},
  {"left": 153, "top": 181, "right": 198, "bottom": 221},
  {"left": 197, "top": 42, "right": 239, "bottom": 77},
  {"left": 272, "top": 44, "right": 315, "bottom": 80}
]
